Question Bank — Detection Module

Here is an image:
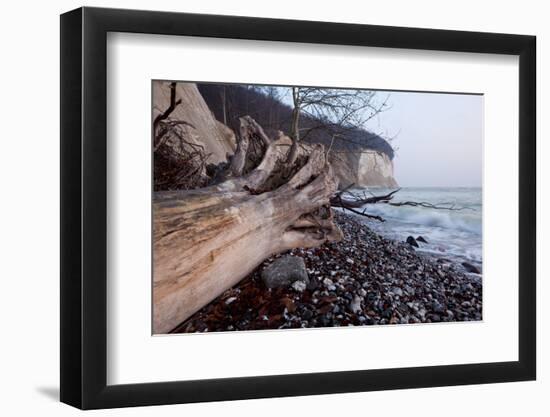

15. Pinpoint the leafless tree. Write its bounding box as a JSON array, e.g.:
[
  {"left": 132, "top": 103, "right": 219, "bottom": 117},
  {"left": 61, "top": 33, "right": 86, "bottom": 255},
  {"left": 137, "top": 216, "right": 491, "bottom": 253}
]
[{"left": 286, "top": 87, "right": 390, "bottom": 166}]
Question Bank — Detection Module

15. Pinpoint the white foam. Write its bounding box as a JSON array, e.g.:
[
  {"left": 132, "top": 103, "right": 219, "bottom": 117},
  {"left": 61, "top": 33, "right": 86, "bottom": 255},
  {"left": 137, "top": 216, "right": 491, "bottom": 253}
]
[{"left": 351, "top": 187, "right": 482, "bottom": 266}]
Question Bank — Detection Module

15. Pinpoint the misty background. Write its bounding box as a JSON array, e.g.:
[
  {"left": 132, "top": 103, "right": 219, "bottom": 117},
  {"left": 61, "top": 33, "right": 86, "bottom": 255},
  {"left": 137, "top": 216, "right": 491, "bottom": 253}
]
[{"left": 364, "top": 91, "right": 483, "bottom": 188}]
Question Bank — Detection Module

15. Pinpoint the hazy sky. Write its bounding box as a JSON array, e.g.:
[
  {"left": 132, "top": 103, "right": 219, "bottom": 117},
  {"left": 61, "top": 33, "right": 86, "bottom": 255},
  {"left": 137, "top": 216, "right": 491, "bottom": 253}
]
[{"left": 364, "top": 91, "right": 483, "bottom": 187}]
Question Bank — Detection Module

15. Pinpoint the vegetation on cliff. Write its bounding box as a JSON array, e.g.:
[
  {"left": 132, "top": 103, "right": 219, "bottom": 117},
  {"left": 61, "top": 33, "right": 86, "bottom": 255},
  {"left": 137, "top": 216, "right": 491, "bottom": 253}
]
[{"left": 198, "top": 83, "right": 395, "bottom": 159}]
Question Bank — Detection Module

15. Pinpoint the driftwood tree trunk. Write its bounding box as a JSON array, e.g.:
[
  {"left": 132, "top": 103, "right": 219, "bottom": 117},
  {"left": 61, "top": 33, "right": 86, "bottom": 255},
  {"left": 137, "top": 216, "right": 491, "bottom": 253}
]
[{"left": 153, "top": 117, "right": 342, "bottom": 333}]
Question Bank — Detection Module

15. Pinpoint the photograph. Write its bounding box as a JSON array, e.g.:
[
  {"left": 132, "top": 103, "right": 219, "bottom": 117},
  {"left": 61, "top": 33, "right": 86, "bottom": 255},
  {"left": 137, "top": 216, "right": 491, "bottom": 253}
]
[
  {"left": 152, "top": 80, "right": 483, "bottom": 334},
  {"left": 50, "top": 3, "right": 540, "bottom": 412}
]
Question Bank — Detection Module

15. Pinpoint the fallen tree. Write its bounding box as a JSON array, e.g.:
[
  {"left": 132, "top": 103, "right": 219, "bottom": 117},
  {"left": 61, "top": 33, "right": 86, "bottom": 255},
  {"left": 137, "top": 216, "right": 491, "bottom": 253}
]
[{"left": 153, "top": 116, "right": 343, "bottom": 333}]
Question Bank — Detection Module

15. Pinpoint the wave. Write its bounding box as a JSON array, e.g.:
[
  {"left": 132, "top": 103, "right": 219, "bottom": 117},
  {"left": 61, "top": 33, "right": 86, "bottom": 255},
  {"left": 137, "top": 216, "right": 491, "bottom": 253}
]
[
  {"left": 347, "top": 187, "right": 483, "bottom": 266},
  {"left": 361, "top": 203, "right": 482, "bottom": 235}
]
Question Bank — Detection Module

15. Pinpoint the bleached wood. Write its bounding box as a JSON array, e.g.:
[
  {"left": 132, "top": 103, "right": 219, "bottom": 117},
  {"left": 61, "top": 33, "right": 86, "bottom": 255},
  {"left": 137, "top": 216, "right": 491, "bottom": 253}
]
[{"left": 153, "top": 147, "right": 341, "bottom": 333}]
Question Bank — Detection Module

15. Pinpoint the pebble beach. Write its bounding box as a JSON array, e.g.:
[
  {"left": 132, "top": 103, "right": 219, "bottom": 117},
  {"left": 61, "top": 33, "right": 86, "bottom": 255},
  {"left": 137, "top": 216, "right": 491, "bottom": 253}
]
[{"left": 172, "top": 211, "right": 483, "bottom": 333}]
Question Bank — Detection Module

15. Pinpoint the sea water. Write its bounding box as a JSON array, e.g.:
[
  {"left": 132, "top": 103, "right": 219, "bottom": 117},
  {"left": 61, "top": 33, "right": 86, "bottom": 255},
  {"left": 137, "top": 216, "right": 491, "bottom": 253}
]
[{"left": 353, "top": 187, "right": 482, "bottom": 271}]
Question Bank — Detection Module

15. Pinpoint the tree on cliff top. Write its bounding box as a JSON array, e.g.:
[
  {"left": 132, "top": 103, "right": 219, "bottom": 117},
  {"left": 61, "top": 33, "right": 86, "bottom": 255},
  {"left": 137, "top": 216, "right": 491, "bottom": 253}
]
[{"left": 286, "top": 86, "right": 390, "bottom": 166}]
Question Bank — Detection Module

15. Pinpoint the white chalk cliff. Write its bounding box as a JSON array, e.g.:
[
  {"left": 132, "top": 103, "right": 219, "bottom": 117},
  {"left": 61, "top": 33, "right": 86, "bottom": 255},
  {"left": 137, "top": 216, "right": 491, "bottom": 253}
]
[{"left": 153, "top": 81, "right": 398, "bottom": 188}]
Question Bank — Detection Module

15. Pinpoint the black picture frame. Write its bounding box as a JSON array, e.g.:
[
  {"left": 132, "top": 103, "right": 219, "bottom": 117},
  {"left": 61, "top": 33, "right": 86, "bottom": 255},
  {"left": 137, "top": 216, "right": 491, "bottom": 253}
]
[{"left": 60, "top": 6, "right": 536, "bottom": 410}]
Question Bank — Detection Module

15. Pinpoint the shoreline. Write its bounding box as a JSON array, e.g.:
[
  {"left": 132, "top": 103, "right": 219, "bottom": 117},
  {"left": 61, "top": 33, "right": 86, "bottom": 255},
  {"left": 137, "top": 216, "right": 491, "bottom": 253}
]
[{"left": 172, "top": 211, "right": 482, "bottom": 333}]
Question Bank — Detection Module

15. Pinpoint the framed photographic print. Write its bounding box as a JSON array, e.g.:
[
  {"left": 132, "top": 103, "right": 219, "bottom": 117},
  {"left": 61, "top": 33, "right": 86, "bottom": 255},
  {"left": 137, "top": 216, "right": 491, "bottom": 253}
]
[{"left": 60, "top": 6, "right": 536, "bottom": 409}]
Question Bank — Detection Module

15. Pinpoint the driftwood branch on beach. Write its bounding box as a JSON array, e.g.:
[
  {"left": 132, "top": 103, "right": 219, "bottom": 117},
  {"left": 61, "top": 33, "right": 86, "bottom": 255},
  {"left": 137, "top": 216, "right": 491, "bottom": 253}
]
[
  {"left": 331, "top": 185, "right": 473, "bottom": 221},
  {"left": 331, "top": 186, "right": 399, "bottom": 208},
  {"left": 387, "top": 201, "right": 473, "bottom": 211}
]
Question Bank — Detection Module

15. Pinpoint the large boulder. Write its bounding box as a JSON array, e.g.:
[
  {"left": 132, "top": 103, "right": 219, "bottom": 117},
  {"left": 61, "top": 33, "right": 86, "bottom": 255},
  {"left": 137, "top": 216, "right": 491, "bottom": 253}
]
[{"left": 261, "top": 255, "right": 309, "bottom": 289}]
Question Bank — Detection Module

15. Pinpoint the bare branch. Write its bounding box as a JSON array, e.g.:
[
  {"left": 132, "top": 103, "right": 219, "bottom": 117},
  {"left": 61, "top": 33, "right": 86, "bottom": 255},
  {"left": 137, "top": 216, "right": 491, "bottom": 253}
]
[
  {"left": 388, "top": 201, "right": 474, "bottom": 211},
  {"left": 330, "top": 187, "right": 474, "bottom": 222},
  {"left": 337, "top": 204, "right": 386, "bottom": 222},
  {"left": 153, "top": 82, "right": 182, "bottom": 132},
  {"left": 331, "top": 188, "right": 401, "bottom": 208}
]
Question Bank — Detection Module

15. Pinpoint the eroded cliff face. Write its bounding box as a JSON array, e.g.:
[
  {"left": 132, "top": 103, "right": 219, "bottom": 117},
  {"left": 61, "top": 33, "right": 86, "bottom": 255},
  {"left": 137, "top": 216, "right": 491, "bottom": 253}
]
[
  {"left": 153, "top": 81, "right": 398, "bottom": 188},
  {"left": 329, "top": 150, "right": 398, "bottom": 189},
  {"left": 153, "top": 81, "right": 236, "bottom": 164},
  {"left": 356, "top": 151, "right": 397, "bottom": 187}
]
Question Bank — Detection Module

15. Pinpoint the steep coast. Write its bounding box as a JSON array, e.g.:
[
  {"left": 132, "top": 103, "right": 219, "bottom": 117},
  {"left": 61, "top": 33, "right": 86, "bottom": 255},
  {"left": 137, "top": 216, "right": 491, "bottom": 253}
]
[{"left": 153, "top": 80, "right": 398, "bottom": 188}]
